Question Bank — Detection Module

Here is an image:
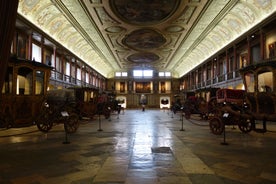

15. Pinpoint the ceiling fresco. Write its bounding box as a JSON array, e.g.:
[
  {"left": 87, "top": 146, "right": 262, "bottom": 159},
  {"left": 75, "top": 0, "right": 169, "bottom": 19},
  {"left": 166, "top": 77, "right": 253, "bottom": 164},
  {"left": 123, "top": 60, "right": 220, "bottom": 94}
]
[
  {"left": 123, "top": 29, "right": 166, "bottom": 50},
  {"left": 17, "top": 0, "right": 276, "bottom": 78},
  {"left": 127, "top": 52, "right": 160, "bottom": 63},
  {"left": 109, "top": 0, "right": 180, "bottom": 25}
]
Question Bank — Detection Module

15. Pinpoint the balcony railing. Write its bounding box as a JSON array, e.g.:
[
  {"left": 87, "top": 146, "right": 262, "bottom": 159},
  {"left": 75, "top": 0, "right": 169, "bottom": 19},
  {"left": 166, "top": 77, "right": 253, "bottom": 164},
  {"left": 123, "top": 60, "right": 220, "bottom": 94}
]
[
  {"left": 50, "top": 70, "right": 98, "bottom": 88},
  {"left": 218, "top": 74, "right": 225, "bottom": 82},
  {"left": 227, "top": 72, "right": 233, "bottom": 80}
]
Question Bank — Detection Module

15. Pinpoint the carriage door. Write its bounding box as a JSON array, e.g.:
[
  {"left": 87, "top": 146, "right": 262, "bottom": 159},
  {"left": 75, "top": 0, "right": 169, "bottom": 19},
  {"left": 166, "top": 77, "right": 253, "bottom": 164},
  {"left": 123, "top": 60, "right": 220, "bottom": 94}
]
[
  {"left": 244, "top": 72, "right": 255, "bottom": 92},
  {"left": 15, "top": 67, "right": 33, "bottom": 124}
]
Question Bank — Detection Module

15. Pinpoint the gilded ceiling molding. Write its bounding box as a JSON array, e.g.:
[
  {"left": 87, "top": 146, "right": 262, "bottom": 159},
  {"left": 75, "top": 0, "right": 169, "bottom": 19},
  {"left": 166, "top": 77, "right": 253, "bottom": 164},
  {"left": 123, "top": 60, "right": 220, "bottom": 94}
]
[
  {"left": 168, "top": 0, "right": 231, "bottom": 74},
  {"left": 18, "top": 0, "right": 114, "bottom": 77},
  {"left": 18, "top": 0, "right": 276, "bottom": 78},
  {"left": 175, "top": 0, "right": 276, "bottom": 77}
]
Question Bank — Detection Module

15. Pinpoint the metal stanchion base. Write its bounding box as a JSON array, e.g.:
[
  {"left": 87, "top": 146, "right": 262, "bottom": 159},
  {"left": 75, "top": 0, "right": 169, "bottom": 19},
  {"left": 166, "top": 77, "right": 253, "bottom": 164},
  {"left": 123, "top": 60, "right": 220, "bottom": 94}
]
[
  {"left": 180, "top": 114, "right": 185, "bottom": 131},
  {"left": 221, "top": 126, "right": 228, "bottom": 145},
  {"left": 98, "top": 113, "right": 103, "bottom": 131},
  {"left": 63, "top": 133, "right": 70, "bottom": 144},
  {"left": 221, "top": 142, "right": 229, "bottom": 145}
]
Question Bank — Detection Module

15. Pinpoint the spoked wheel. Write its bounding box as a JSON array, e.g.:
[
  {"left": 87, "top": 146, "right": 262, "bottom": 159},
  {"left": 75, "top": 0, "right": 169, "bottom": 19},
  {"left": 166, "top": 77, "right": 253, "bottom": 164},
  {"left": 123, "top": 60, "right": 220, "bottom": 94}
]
[
  {"left": 0, "top": 117, "right": 8, "bottom": 128},
  {"left": 64, "top": 112, "right": 79, "bottom": 134},
  {"left": 103, "top": 107, "right": 111, "bottom": 119},
  {"left": 238, "top": 118, "right": 253, "bottom": 133},
  {"left": 209, "top": 117, "right": 224, "bottom": 135},
  {"left": 0, "top": 115, "right": 12, "bottom": 129},
  {"left": 184, "top": 110, "right": 191, "bottom": 119},
  {"left": 36, "top": 106, "right": 53, "bottom": 133}
]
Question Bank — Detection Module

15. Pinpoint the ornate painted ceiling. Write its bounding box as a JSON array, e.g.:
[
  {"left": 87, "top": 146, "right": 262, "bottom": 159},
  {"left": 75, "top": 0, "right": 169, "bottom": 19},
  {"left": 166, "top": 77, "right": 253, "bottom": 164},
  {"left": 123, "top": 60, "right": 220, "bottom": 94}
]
[{"left": 17, "top": 0, "right": 276, "bottom": 78}]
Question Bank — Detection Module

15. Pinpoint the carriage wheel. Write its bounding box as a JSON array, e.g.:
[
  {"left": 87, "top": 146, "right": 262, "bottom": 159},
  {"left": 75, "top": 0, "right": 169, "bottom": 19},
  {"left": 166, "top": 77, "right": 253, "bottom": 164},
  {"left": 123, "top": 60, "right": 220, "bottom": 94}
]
[
  {"left": 36, "top": 111, "right": 53, "bottom": 133},
  {"left": 209, "top": 117, "right": 224, "bottom": 135},
  {"left": 0, "top": 117, "right": 8, "bottom": 128},
  {"left": 184, "top": 110, "right": 191, "bottom": 119},
  {"left": 103, "top": 107, "right": 111, "bottom": 119},
  {"left": 238, "top": 118, "right": 253, "bottom": 133},
  {"left": 64, "top": 113, "right": 79, "bottom": 134},
  {"left": 36, "top": 109, "right": 53, "bottom": 133},
  {"left": 0, "top": 115, "right": 13, "bottom": 128},
  {"left": 104, "top": 111, "right": 111, "bottom": 119}
]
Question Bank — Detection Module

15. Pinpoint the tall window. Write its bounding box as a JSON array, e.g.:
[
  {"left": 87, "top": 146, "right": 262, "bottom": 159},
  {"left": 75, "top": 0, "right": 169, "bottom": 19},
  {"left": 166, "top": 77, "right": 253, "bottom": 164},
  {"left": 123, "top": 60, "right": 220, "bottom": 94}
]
[
  {"left": 159, "top": 72, "right": 171, "bottom": 77},
  {"left": 17, "top": 34, "right": 27, "bottom": 59},
  {"left": 133, "top": 70, "right": 153, "bottom": 77},
  {"left": 65, "top": 62, "right": 70, "bottom": 76},
  {"left": 32, "top": 43, "right": 41, "bottom": 62},
  {"left": 55, "top": 56, "right": 60, "bottom": 72},
  {"left": 77, "top": 68, "right": 81, "bottom": 80}
]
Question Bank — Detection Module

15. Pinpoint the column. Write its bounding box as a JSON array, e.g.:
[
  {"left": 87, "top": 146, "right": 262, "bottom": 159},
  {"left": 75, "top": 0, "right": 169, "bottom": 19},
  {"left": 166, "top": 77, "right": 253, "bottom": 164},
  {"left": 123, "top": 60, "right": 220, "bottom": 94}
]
[{"left": 0, "top": 0, "right": 19, "bottom": 89}]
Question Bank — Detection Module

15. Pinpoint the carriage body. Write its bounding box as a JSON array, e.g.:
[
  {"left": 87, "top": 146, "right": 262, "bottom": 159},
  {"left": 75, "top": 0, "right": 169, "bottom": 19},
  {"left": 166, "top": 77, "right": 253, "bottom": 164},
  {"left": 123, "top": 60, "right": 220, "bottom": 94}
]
[{"left": 0, "top": 57, "right": 52, "bottom": 128}]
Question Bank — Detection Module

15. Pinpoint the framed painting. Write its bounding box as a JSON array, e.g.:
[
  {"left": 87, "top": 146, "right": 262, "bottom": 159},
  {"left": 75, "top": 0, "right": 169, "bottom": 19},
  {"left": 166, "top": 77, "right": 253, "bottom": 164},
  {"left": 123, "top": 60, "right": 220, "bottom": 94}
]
[
  {"left": 268, "top": 42, "right": 275, "bottom": 58},
  {"left": 136, "top": 82, "right": 151, "bottom": 93}
]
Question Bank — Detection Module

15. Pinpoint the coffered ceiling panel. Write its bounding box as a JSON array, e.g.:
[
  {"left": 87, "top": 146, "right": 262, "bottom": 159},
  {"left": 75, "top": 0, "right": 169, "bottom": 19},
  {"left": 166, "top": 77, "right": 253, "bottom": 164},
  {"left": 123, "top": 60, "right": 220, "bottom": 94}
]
[{"left": 18, "top": 0, "right": 276, "bottom": 78}]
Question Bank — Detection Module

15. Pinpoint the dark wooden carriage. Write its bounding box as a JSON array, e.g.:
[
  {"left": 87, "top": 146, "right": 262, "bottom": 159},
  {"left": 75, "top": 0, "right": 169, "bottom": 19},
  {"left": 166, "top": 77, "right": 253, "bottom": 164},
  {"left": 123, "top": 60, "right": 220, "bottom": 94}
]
[
  {"left": 0, "top": 57, "right": 52, "bottom": 128},
  {"left": 72, "top": 87, "right": 99, "bottom": 119},
  {"left": 209, "top": 89, "right": 253, "bottom": 135},
  {"left": 73, "top": 88, "right": 113, "bottom": 119},
  {"left": 36, "top": 88, "right": 80, "bottom": 133},
  {"left": 209, "top": 60, "right": 276, "bottom": 135},
  {"left": 0, "top": 57, "right": 115, "bottom": 133},
  {"left": 179, "top": 88, "right": 219, "bottom": 120},
  {"left": 36, "top": 87, "right": 114, "bottom": 133}
]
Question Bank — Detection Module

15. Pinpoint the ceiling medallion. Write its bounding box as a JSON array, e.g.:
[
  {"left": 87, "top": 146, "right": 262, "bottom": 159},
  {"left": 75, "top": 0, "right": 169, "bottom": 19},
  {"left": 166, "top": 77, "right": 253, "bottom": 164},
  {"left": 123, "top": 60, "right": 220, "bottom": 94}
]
[
  {"left": 110, "top": 0, "right": 180, "bottom": 25},
  {"left": 127, "top": 52, "right": 160, "bottom": 63},
  {"left": 165, "top": 25, "right": 184, "bottom": 33},
  {"left": 123, "top": 29, "right": 166, "bottom": 50},
  {"left": 105, "top": 26, "right": 125, "bottom": 33}
]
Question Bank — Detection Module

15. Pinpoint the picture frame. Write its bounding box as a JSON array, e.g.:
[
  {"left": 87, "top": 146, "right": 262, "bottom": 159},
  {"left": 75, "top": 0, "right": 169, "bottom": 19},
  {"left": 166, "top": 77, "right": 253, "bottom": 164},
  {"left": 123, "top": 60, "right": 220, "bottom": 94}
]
[
  {"left": 120, "top": 82, "right": 125, "bottom": 92},
  {"left": 268, "top": 42, "right": 275, "bottom": 58},
  {"left": 135, "top": 82, "right": 151, "bottom": 93}
]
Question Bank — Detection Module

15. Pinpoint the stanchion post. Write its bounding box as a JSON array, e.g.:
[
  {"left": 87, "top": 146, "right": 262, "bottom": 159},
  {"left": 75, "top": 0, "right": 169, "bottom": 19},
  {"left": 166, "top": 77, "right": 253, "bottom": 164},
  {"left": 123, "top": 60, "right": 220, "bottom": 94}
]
[
  {"left": 180, "top": 113, "right": 185, "bottom": 131},
  {"left": 117, "top": 106, "right": 120, "bottom": 119},
  {"left": 221, "top": 125, "right": 228, "bottom": 145},
  {"left": 98, "top": 113, "right": 103, "bottom": 131},
  {"left": 62, "top": 114, "right": 70, "bottom": 144},
  {"left": 63, "top": 131, "right": 70, "bottom": 144}
]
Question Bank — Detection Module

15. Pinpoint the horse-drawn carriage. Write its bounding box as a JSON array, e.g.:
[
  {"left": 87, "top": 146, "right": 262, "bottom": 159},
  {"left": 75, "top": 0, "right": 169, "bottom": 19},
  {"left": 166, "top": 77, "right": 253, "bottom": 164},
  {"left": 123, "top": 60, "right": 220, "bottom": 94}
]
[
  {"left": 35, "top": 87, "right": 114, "bottom": 133},
  {"left": 0, "top": 57, "right": 52, "bottom": 129},
  {"left": 173, "top": 88, "right": 219, "bottom": 119},
  {"left": 209, "top": 60, "right": 276, "bottom": 134},
  {"left": 0, "top": 57, "right": 83, "bottom": 133},
  {"left": 0, "top": 57, "right": 113, "bottom": 134}
]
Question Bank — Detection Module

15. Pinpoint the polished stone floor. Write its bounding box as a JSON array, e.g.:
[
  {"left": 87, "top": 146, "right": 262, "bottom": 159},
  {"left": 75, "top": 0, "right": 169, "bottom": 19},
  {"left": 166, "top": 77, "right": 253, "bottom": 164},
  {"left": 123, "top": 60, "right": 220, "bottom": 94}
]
[{"left": 0, "top": 109, "right": 276, "bottom": 184}]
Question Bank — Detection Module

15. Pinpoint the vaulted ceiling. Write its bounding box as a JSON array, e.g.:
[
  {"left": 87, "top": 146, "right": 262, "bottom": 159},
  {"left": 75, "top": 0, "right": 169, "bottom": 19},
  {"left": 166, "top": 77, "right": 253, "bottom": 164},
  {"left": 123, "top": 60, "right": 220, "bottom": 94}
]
[{"left": 17, "top": 0, "right": 276, "bottom": 78}]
